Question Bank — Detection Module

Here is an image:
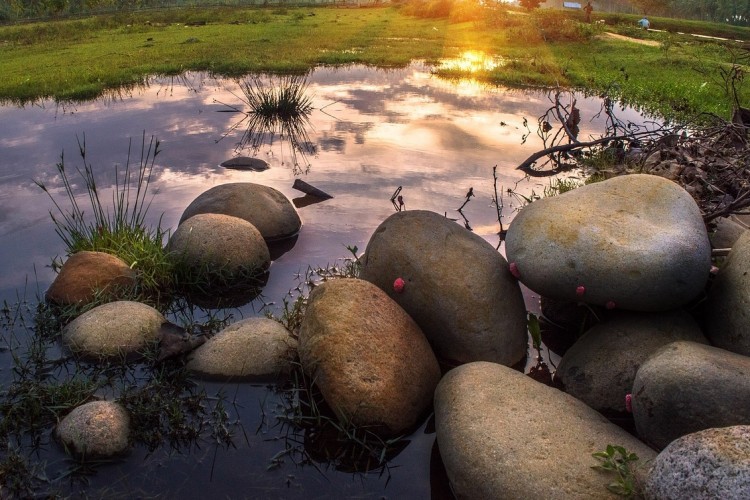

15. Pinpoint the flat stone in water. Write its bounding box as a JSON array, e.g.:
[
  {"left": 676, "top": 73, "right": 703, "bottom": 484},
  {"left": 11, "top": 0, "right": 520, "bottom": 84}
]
[{"left": 220, "top": 156, "right": 270, "bottom": 171}]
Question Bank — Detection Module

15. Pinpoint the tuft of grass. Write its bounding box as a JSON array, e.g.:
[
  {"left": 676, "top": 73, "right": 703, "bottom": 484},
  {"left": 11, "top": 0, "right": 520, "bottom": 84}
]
[
  {"left": 35, "top": 133, "right": 174, "bottom": 307},
  {"left": 592, "top": 444, "right": 641, "bottom": 497}
]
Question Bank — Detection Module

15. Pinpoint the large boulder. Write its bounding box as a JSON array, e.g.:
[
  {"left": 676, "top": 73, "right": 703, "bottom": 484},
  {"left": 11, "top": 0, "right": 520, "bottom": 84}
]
[
  {"left": 62, "top": 300, "right": 165, "bottom": 360},
  {"left": 557, "top": 310, "right": 707, "bottom": 414},
  {"left": 703, "top": 231, "right": 750, "bottom": 356},
  {"left": 645, "top": 425, "right": 750, "bottom": 500},
  {"left": 505, "top": 174, "right": 711, "bottom": 312},
  {"left": 56, "top": 400, "right": 130, "bottom": 458},
  {"left": 435, "top": 362, "right": 657, "bottom": 499},
  {"left": 179, "top": 183, "right": 300, "bottom": 242},
  {"left": 298, "top": 278, "right": 440, "bottom": 436},
  {"left": 46, "top": 251, "right": 136, "bottom": 306},
  {"left": 360, "top": 210, "right": 527, "bottom": 366},
  {"left": 187, "top": 318, "right": 297, "bottom": 380},
  {"left": 632, "top": 341, "right": 750, "bottom": 450},
  {"left": 168, "top": 213, "right": 270, "bottom": 294}
]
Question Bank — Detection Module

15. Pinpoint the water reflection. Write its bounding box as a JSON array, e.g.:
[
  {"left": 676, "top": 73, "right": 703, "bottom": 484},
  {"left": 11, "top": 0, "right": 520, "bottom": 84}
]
[
  {"left": 217, "top": 74, "right": 318, "bottom": 174},
  {"left": 0, "top": 62, "right": 656, "bottom": 498}
]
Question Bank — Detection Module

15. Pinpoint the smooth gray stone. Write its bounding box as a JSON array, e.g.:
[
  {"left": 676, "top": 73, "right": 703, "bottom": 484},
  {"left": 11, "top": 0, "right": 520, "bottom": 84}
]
[
  {"left": 360, "top": 210, "right": 527, "bottom": 366},
  {"left": 505, "top": 174, "right": 711, "bottom": 311},
  {"left": 632, "top": 341, "right": 750, "bottom": 450},
  {"left": 703, "top": 230, "right": 750, "bottom": 356},
  {"left": 435, "top": 362, "right": 657, "bottom": 499}
]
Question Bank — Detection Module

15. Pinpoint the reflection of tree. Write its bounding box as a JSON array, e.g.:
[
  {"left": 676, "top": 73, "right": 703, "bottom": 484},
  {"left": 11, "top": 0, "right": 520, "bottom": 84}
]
[{"left": 217, "top": 75, "right": 318, "bottom": 176}]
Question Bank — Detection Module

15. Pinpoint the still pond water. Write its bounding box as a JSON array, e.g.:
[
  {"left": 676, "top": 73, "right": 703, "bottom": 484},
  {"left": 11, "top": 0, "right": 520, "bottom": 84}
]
[{"left": 0, "top": 60, "right": 650, "bottom": 497}]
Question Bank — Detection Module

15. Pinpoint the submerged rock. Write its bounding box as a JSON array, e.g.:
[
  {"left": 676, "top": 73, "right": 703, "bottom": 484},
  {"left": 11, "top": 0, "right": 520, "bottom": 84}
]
[
  {"left": 220, "top": 156, "right": 270, "bottom": 171},
  {"left": 360, "top": 210, "right": 527, "bottom": 366},
  {"left": 434, "top": 362, "right": 656, "bottom": 499},
  {"left": 179, "top": 182, "right": 301, "bottom": 242},
  {"left": 703, "top": 231, "right": 750, "bottom": 356},
  {"left": 505, "top": 174, "right": 711, "bottom": 312},
  {"left": 187, "top": 318, "right": 296, "bottom": 380},
  {"left": 46, "top": 251, "right": 136, "bottom": 306},
  {"left": 168, "top": 213, "right": 270, "bottom": 293},
  {"left": 62, "top": 300, "right": 164, "bottom": 360},
  {"left": 56, "top": 400, "right": 130, "bottom": 458},
  {"left": 298, "top": 279, "right": 440, "bottom": 436},
  {"left": 557, "top": 310, "right": 707, "bottom": 414},
  {"left": 645, "top": 425, "right": 750, "bottom": 500},
  {"left": 632, "top": 341, "right": 750, "bottom": 450}
]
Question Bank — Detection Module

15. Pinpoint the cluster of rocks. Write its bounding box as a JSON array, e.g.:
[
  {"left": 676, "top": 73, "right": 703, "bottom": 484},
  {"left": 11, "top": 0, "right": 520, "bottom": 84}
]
[
  {"left": 46, "top": 182, "right": 301, "bottom": 457},
  {"left": 44, "top": 173, "right": 750, "bottom": 498}
]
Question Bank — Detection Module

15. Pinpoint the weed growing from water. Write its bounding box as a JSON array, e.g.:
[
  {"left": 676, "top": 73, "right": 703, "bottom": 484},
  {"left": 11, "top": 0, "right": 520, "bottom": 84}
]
[{"left": 34, "top": 133, "right": 174, "bottom": 307}]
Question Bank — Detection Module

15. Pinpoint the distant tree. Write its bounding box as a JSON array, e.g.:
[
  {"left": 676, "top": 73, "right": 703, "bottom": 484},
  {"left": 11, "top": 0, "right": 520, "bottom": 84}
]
[
  {"left": 519, "top": 0, "right": 546, "bottom": 10},
  {"left": 629, "top": 0, "right": 671, "bottom": 15}
]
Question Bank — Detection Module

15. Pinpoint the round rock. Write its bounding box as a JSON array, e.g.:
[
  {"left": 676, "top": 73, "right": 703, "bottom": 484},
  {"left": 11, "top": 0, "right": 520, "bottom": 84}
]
[
  {"left": 646, "top": 425, "right": 750, "bottom": 500},
  {"left": 62, "top": 300, "right": 165, "bottom": 360},
  {"left": 46, "top": 251, "right": 136, "bottom": 306},
  {"left": 632, "top": 340, "right": 750, "bottom": 450},
  {"left": 187, "top": 318, "right": 297, "bottom": 380},
  {"left": 435, "top": 362, "right": 657, "bottom": 499},
  {"left": 56, "top": 400, "right": 130, "bottom": 457},
  {"left": 557, "top": 310, "right": 707, "bottom": 414},
  {"left": 298, "top": 278, "right": 441, "bottom": 436},
  {"left": 505, "top": 174, "right": 711, "bottom": 311},
  {"left": 168, "top": 213, "right": 270, "bottom": 289},
  {"left": 703, "top": 230, "right": 750, "bottom": 356},
  {"left": 360, "top": 210, "right": 527, "bottom": 366},
  {"left": 179, "top": 183, "right": 300, "bottom": 242}
]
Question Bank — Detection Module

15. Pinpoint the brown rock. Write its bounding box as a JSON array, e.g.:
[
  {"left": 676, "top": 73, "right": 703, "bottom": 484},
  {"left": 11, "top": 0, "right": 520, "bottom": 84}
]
[
  {"left": 298, "top": 279, "right": 440, "bottom": 435},
  {"left": 46, "top": 251, "right": 136, "bottom": 306}
]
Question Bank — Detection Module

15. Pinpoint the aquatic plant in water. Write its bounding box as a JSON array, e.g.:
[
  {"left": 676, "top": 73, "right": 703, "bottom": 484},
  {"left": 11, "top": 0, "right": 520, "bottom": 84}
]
[{"left": 218, "top": 74, "right": 318, "bottom": 174}]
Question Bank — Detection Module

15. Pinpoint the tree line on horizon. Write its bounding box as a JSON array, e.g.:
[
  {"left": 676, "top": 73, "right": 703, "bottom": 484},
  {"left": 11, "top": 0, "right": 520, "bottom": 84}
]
[{"left": 2, "top": 0, "right": 749, "bottom": 25}]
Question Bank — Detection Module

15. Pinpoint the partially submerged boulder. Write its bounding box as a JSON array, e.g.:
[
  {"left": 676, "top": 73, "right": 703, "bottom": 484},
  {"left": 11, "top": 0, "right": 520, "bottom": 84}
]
[
  {"left": 187, "top": 318, "right": 296, "bottom": 380},
  {"left": 179, "top": 182, "right": 300, "bottom": 242},
  {"left": 46, "top": 251, "right": 136, "bottom": 306},
  {"left": 298, "top": 278, "right": 440, "bottom": 436},
  {"left": 168, "top": 213, "right": 270, "bottom": 295},
  {"left": 360, "top": 210, "right": 527, "bottom": 366},
  {"left": 505, "top": 174, "right": 711, "bottom": 311},
  {"left": 435, "top": 362, "right": 656, "bottom": 499},
  {"left": 62, "top": 300, "right": 164, "bottom": 360},
  {"left": 632, "top": 341, "right": 750, "bottom": 450},
  {"left": 56, "top": 400, "right": 130, "bottom": 458}
]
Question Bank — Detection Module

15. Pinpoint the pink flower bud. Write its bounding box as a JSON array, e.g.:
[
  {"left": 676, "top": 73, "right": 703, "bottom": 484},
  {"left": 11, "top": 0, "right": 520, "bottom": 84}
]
[
  {"left": 393, "top": 277, "right": 405, "bottom": 293},
  {"left": 509, "top": 262, "right": 520, "bottom": 279},
  {"left": 625, "top": 393, "right": 633, "bottom": 413},
  {"left": 606, "top": 300, "right": 616, "bottom": 310},
  {"left": 576, "top": 285, "right": 585, "bottom": 297}
]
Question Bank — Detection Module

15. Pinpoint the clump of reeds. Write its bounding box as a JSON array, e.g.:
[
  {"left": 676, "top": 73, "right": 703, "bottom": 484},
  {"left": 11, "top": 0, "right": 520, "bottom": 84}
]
[{"left": 34, "top": 132, "right": 173, "bottom": 305}]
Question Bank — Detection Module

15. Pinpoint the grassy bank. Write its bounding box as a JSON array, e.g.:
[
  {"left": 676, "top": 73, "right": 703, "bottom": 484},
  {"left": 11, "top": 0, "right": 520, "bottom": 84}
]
[{"left": 1, "top": 5, "right": 748, "bottom": 119}]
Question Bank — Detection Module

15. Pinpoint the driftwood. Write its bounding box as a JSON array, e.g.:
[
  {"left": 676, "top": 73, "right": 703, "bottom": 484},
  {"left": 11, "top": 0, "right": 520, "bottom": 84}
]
[{"left": 292, "top": 179, "right": 333, "bottom": 199}]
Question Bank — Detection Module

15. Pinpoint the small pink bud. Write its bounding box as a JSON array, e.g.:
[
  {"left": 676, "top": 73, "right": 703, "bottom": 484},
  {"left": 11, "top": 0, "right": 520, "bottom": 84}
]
[
  {"left": 576, "top": 285, "right": 585, "bottom": 297},
  {"left": 606, "top": 300, "right": 616, "bottom": 310},
  {"left": 625, "top": 393, "right": 633, "bottom": 413},
  {"left": 710, "top": 265, "right": 719, "bottom": 275},
  {"left": 393, "top": 277, "right": 405, "bottom": 293},
  {"left": 509, "top": 262, "right": 520, "bottom": 279}
]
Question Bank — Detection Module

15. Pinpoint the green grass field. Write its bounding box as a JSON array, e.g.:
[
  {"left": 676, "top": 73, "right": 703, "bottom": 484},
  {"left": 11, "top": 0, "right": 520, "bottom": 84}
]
[{"left": 1, "top": 5, "right": 748, "bottom": 120}]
